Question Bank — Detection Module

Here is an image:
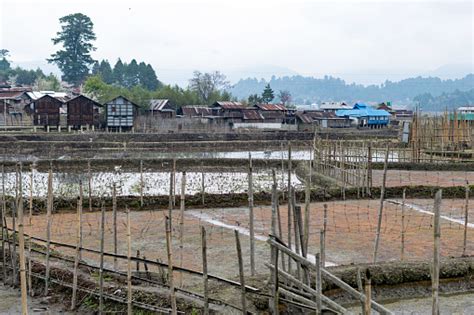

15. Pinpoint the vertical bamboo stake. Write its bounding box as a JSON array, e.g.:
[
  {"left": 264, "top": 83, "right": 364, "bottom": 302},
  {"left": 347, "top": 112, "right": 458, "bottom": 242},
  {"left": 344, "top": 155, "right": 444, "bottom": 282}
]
[
  {"left": 401, "top": 188, "right": 406, "bottom": 260},
  {"left": 44, "top": 168, "right": 53, "bottom": 296},
  {"left": 172, "top": 158, "right": 176, "bottom": 207},
  {"left": 168, "top": 172, "right": 173, "bottom": 228},
  {"left": 87, "top": 160, "right": 92, "bottom": 212},
  {"left": 201, "top": 162, "right": 205, "bottom": 206},
  {"left": 364, "top": 269, "right": 372, "bottom": 315},
  {"left": 1, "top": 164, "right": 6, "bottom": 283},
  {"left": 234, "top": 230, "right": 246, "bottom": 314},
  {"left": 367, "top": 143, "right": 372, "bottom": 196},
  {"left": 29, "top": 165, "right": 33, "bottom": 226},
  {"left": 315, "top": 253, "right": 322, "bottom": 314},
  {"left": 201, "top": 226, "right": 209, "bottom": 315},
  {"left": 126, "top": 206, "right": 132, "bottom": 315},
  {"left": 303, "top": 176, "right": 310, "bottom": 256},
  {"left": 273, "top": 170, "right": 285, "bottom": 272},
  {"left": 321, "top": 204, "right": 328, "bottom": 267},
  {"left": 17, "top": 163, "right": 28, "bottom": 315},
  {"left": 99, "top": 203, "right": 105, "bottom": 314},
  {"left": 287, "top": 145, "right": 292, "bottom": 272},
  {"left": 373, "top": 146, "right": 389, "bottom": 263},
  {"left": 270, "top": 172, "right": 278, "bottom": 314},
  {"left": 432, "top": 190, "right": 442, "bottom": 315},
  {"left": 272, "top": 246, "right": 279, "bottom": 315},
  {"left": 356, "top": 268, "right": 366, "bottom": 315},
  {"left": 463, "top": 181, "right": 469, "bottom": 256},
  {"left": 166, "top": 216, "right": 177, "bottom": 315},
  {"left": 113, "top": 183, "right": 118, "bottom": 270},
  {"left": 12, "top": 169, "right": 17, "bottom": 286},
  {"left": 139, "top": 160, "right": 144, "bottom": 207},
  {"left": 179, "top": 171, "right": 186, "bottom": 287},
  {"left": 248, "top": 153, "right": 255, "bottom": 276},
  {"left": 71, "top": 181, "right": 83, "bottom": 310}
]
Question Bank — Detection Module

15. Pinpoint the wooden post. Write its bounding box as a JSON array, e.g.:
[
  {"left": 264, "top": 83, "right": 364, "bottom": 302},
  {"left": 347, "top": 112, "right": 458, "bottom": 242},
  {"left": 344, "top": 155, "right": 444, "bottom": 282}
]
[
  {"left": 113, "top": 183, "right": 118, "bottom": 270},
  {"left": 172, "top": 158, "right": 176, "bottom": 207},
  {"left": 139, "top": 160, "right": 144, "bottom": 207},
  {"left": 168, "top": 172, "right": 173, "bottom": 228},
  {"left": 136, "top": 250, "right": 140, "bottom": 272},
  {"left": 432, "top": 190, "right": 442, "bottom": 315},
  {"left": 303, "top": 177, "right": 310, "bottom": 257},
  {"left": 126, "top": 206, "right": 132, "bottom": 315},
  {"left": 87, "top": 161, "right": 92, "bottom": 212},
  {"left": 248, "top": 153, "right": 255, "bottom": 276},
  {"left": 201, "top": 226, "right": 209, "bottom": 315},
  {"left": 321, "top": 204, "right": 328, "bottom": 267},
  {"left": 29, "top": 165, "right": 33, "bottom": 226},
  {"left": 312, "top": 253, "right": 321, "bottom": 314},
  {"left": 99, "top": 203, "right": 105, "bottom": 314},
  {"left": 179, "top": 171, "right": 186, "bottom": 287},
  {"left": 463, "top": 181, "right": 469, "bottom": 256},
  {"left": 17, "top": 163, "right": 28, "bottom": 315},
  {"left": 357, "top": 268, "right": 366, "bottom": 315},
  {"left": 364, "top": 269, "right": 372, "bottom": 315},
  {"left": 287, "top": 144, "right": 293, "bottom": 273},
  {"left": 367, "top": 143, "right": 372, "bottom": 196},
  {"left": 373, "top": 146, "right": 389, "bottom": 263},
  {"left": 71, "top": 182, "right": 83, "bottom": 310},
  {"left": 273, "top": 170, "right": 285, "bottom": 271},
  {"left": 44, "top": 168, "right": 53, "bottom": 296},
  {"left": 272, "top": 245, "right": 280, "bottom": 315},
  {"left": 1, "top": 164, "right": 6, "bottom": 283},
  {"left": 270, "top": 173, "right": 278, "bottom": 313},
  {"left": 201, "top": 162, "right": 205, "bottom": 206},
  {"left": 401, "top": 188, "right": 406, "bottom": 260},
  {"left": 165, "top": 216, "right": 177, "bottom": 315},
  {"left": 234, "top": 230, "right": 246, "bottom": 314}
]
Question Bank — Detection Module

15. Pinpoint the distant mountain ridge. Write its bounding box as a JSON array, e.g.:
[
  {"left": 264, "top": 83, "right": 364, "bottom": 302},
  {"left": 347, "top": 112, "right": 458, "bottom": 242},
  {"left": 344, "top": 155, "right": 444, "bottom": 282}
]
[{"left": 230, "top": 74, "right": 474, "bottom": 106}]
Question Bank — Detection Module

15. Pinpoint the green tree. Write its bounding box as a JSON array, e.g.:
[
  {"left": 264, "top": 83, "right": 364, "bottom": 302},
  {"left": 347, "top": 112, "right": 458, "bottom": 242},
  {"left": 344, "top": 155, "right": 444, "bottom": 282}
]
[
  {"left": 98, "top": 60, "right": 114, "bottom": 84},
  {"left": 247, "top": 93, "right": 262, "bottom": 105},
  {"left": 15, "top": 68, "right": 38, "bottom": 86},
  {"left": 138, "top": 62, "right": 160, "bottom": 90},
  {"left": 48, "top": 13, "right": 97, "bottom": 86},
  {"left": 0, "top": 49, "right": 10, "bottom": 72},
  {"left": 189, "top": 71, "right": 229, "bottom": 104},
  {"left": 113, "top": 59, "right": 125, "bottom": 85},
  {"left": 35, "top": 73, "right": 62, "bottom": 91},
  {"left": 261, "top": 84, "right": 274, "bottom": 103}
]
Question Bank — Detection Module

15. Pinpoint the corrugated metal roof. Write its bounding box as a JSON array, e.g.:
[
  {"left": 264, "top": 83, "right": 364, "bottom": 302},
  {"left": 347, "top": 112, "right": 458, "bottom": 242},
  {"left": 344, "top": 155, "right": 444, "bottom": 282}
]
[
  {"left": 242, "top": 109, "right": 264, "bottom": 121},
  {"left": 213, "top": 101, "right": 246, "bottom": 109},
  {"left": 181, "top": 105, "right": 213, "bottom": 116},
  {"left": 256, "top": 104, "right": 287, "bottom": 111},
  {"left": 296, "top": 112, "right": 313, "bottom": 124},
  {"left": 336, "top": 103, "right": 391, "bottom": 118},
  {"left": 149, "top": 99, "right": 169, "bottom": 111},
  {"left": 0, "top": 91, "right": 27, "bottom": 99}
]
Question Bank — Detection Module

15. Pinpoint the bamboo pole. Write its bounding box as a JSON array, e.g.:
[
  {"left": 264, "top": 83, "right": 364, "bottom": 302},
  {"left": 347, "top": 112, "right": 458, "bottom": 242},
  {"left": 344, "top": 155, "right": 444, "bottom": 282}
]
[
  {"left": 139, "top": 160, "right": 144, "bottom": 207},
  {"left": 303, "top": 176, "right": 310, "bottom": 256},
  {"left": 44, "top": 168, "right": 53, "bottom": 295},
  {"left": 165, "top": 216, "right": 177, "bottom": 315},
  {"left": 12, "top": 170, "right": 17, "bottom": 286},
  {"left": 463, "top": 181, "right": 469, "bottom": 256},
  {"left": 99, "top": 203, "right": 105, "bottom": 314},
  {"left": 71, "top": 182, "right": 83, "bottom": 311},
  {"left": 17, "top": 163, "right": 28, "bottom": 315},
  {"left": 364, "top": 269, "right": 372, "bottom": 315},
  {"left": 432, "top": 190, "right": 442, "bottom": 315},
  {"left": 126, "top": 206, "right": 132, "bottom": 315},
  {"left": 248, "top": 153, "right": 255, "bottom": 276},
  {"left": 168, "top": 172, "right": 174, "bottom": 228},
  {"left": 373, "top": 146, "right": 389, "bottom": 263},
  {"left": 234, "top": 230, "right": 246, "bottom": 314},
  {"left": 401, "top": 188, "right": 406, "bottom": 261},
  {"left": 1, "top": 164, "right": 6, "bottom": 283},
  {"left": 29, "top": 165, "right": 33, "bottom": 226},
  {"left": 273, "top": 170, "right": 285, "bottom": 272},
  {"left": 315, "top": 253, "right": 322, "bottom": 314},
  {"left": 172, "top": 158, "right": 176, "bottom": 207},
  {"left": 201, "top": 163, "right": 205, "bottom": 206},
  {"left": 179, "top": 171, "right": 186, "bottom": 286},
  {"left": 356, "top": 268, "right": 366, "bottom": 315},
  {"left": 113, "top": 183, "right": 118, "bottom": 270},
  {"left": 321, "top": 204, "right": 328, "bottom": 267},
  {"left": 87, "top": 160, "right": 92, "bottom": 212},
  {"left": 201, "top": 226, "right": 209, "bottom": 315},
  {"left": 272, "top": 247, "right": 279, "bottom": 315},
  {"left": 287, "top": 144, "right": 293, "bottom": 273}
]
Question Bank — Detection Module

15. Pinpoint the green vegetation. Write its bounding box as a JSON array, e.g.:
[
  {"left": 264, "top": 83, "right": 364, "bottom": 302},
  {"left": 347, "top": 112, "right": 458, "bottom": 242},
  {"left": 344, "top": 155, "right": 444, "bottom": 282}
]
[
  {"left": 413, "top": 89, "right": 474, "bottom": 112},
  {"left": 48, "top": 13, "right": 97, "bottom": 86},
  {"left": 261, "top": 83, "right": 274, "bottom": 103}
]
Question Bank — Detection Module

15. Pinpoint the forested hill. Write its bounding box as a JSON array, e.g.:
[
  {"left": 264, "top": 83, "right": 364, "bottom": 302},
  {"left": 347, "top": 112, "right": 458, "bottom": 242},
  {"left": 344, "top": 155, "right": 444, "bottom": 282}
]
[{"left": 230, "top": 74, "right": 474, "bottom": 104}]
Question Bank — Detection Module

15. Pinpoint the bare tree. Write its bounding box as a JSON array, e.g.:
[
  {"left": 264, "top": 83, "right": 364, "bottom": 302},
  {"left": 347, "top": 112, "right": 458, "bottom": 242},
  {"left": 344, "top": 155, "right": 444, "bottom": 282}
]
[
  {"left": 279, "top": 90, "right": 292, "bottom": 105},
  {"left": 189, "top": 71, "right": 229, "bottom": 104}
]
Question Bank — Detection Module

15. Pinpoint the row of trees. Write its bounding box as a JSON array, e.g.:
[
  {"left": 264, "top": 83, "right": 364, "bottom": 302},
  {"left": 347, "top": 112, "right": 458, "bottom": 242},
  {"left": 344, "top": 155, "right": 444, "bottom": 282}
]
[
  {"left": 0, "top": 49, "right": 62, "bottom": 90},
  {"left": 247, "top": 84, "right": 292, "bottom": 105},
  {"left": 413, "top": 89, "right": 474, "bottom": 112}
]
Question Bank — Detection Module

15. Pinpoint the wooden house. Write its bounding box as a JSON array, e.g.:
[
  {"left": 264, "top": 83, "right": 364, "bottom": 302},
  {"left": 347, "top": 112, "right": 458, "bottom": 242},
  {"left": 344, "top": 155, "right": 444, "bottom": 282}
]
[
  {"left": 212, "top": 101, "right": 247, "bottom": 122},
  {"left": 29, "top": 94, "right": 63, "bottom": 126},
  {"left": 149, "top": 99, "right": 176, "bottom": 119},
  {"left": 105, "top": 96, "right": 139, "bottom": 130},
  {"left": 178, "top": 105, "right": 213, "bottom": 117},
  {"left": 336, "top": 103, "right": 390, "bottom": 128},
  {"left": 66, "top": 95, "right": 102, "bottom": 128},
  {"left": 296, "top": 110, "right": 351, "bottom": 130},
  {"left": 255, "top": 104, "right": 287, "bottom": 122}
]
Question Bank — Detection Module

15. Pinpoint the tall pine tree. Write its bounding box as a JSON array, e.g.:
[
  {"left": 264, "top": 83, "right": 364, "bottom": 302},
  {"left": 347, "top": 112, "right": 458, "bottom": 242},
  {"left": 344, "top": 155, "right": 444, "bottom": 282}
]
[
  {"left": 261, "top": 84, "right": 274, "bottom": 103},
  {"left": 48, "top": 13, "right": 96, "bottom": 86}
]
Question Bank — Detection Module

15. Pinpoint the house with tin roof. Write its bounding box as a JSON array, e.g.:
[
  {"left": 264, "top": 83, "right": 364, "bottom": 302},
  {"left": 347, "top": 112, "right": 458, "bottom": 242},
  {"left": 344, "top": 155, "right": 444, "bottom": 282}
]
[{"left": 336, "top": 103, "right": 391, "bottom": 128}]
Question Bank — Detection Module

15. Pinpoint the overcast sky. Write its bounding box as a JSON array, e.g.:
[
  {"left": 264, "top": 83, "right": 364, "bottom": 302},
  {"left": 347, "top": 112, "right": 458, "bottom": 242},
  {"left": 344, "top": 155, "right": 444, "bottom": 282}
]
[{"left": 1, "top": 0, "right": 473, "bottom": 86}]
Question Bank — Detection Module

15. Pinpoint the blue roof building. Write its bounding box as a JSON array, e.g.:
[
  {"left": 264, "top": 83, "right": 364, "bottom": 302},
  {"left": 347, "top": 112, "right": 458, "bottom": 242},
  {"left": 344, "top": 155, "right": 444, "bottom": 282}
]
[{"left": 336, "top": 103, "right": 391, "bottom": 128}]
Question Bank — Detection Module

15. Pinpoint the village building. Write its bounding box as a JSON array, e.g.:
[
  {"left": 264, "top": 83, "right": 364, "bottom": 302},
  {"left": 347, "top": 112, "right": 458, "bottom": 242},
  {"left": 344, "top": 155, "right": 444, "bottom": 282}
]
[
  {"left": 319, "top": 101, "right": 350, "bottom": 112},
  {"left": 149, "top": 99, "right": 176, "bottom": 119},
  {"left": 254, "top": 104, "right": 287, "bottom": 122},
  {"left": 212, "top": 101, "right": 248, "bottom": 123},
  {"left": 65, "top": 95, "right": 102, "bottom": 129},
  {"left": 336, "top": 103, "right": 391, "bottom": 128},
  {"left": 0, "top": 88, "right": 34, "bottom": 125},
  {"left": 104, "top": 96, "right": 139, "bottom": 131},
  {"left": 28, "top": 94, "right": 64, "bottom": 127},
  {"left": 178, "top": 105, "right": 214, "bottom": 117},
  {"left": 296, "top": 110, "right": 351, "bottom": 131}
]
